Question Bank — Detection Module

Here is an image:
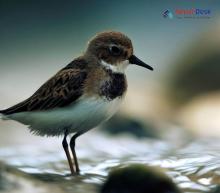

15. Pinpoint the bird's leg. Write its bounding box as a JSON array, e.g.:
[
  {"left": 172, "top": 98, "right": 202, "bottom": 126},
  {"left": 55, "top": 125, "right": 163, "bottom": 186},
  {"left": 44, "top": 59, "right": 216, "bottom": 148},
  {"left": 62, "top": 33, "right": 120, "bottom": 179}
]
[
  {"left": 70, "top": 132, "right": 81, "bottom": 173},
  {"left": 62, "top": 129, "right": 75, "bottom": 175}
]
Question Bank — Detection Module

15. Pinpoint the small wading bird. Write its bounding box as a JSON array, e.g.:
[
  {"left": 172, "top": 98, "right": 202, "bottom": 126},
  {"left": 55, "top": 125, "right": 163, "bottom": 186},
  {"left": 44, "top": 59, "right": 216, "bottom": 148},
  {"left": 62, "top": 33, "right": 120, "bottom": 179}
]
[{"left": 0, "top": 31, "right": 153, "bottom": 175}]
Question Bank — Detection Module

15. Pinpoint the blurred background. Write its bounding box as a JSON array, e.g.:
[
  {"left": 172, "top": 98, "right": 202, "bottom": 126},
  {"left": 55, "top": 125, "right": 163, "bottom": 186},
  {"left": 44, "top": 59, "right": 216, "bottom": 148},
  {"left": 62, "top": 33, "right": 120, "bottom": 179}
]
[
  {"left": 1, "top": 0, "right": 220, "bottom": 142},
  {"left": 0, "top": 1, "right": 220, "bottom": 193}
]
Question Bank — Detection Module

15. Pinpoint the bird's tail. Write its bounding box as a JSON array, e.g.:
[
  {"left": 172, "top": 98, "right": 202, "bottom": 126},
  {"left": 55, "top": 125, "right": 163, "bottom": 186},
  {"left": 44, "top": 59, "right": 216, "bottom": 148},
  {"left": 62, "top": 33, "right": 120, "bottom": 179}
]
[
  {"left": 0, "top": 110, "right": 5, "bottom": 120},
  {"left": 0, "top": 110, "right": 12, "bottom": 121},
  {"left": 0, "top": 111, "right": 3, "bottom": 119}
]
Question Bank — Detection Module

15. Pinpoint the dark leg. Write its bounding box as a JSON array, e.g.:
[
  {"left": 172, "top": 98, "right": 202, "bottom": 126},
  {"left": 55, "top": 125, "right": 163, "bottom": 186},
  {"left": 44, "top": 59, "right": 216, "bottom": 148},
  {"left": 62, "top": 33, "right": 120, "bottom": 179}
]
[
  {"left": 70, "top": 132, "right": 82, "bottom": 173},
  {"left": 62, "top": 130, "right": 75, "bottom": 175}
]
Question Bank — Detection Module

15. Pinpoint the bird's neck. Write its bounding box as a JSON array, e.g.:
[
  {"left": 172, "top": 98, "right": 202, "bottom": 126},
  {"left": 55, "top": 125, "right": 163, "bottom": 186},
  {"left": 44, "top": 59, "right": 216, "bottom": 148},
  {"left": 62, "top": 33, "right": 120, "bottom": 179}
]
[{"left": 100, "top": 60, "right": 128, "bottom": 74}]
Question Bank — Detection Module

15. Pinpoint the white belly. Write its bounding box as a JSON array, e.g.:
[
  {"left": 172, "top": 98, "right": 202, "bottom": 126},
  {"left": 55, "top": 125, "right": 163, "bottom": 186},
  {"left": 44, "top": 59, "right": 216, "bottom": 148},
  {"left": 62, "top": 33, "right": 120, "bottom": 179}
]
[{"left": 7, "top": 97, "right": 123, "bottom": 136}]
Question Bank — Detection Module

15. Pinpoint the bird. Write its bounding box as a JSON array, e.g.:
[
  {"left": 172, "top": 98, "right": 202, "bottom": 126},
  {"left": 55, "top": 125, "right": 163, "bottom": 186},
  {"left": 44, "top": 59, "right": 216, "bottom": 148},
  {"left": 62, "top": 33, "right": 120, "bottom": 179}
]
[{"left": 0, "top": 31, "right": 153, "bottom": 175}]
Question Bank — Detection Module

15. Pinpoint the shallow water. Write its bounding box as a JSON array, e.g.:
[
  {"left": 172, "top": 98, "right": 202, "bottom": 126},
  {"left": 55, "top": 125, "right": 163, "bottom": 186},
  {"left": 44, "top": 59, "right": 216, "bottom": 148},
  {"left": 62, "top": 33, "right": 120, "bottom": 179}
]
[{"left": 0, "top": 132, "right": 219, "bottom": 193}]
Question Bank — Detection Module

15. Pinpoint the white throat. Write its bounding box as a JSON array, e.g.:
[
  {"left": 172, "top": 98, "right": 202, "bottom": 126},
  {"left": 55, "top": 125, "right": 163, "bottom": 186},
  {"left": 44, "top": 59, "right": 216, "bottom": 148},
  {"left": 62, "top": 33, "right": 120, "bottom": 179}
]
[{"left": 101, "top": 60, "right": 129, "bottom": 73}]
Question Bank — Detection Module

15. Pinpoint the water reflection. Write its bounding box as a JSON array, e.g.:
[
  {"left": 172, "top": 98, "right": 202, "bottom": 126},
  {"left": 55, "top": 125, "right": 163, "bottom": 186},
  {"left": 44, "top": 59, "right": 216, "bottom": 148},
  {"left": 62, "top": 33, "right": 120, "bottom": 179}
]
[{"left": 0, "top": 132, "right": 219, "bottom": 193}]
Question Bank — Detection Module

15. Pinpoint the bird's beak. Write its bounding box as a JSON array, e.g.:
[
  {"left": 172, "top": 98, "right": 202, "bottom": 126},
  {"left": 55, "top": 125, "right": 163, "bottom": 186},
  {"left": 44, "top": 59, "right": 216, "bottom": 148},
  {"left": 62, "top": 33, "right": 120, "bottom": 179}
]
[{"left": 129, "top": 55, "right": 153, "bottom": 71}]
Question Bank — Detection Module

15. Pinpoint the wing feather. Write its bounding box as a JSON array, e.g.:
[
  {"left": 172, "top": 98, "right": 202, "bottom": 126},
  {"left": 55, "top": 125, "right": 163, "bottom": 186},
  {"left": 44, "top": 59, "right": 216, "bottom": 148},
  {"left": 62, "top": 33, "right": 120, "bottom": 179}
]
[{"left": 1, "top": 59, "right": 88, "bottom": 115}]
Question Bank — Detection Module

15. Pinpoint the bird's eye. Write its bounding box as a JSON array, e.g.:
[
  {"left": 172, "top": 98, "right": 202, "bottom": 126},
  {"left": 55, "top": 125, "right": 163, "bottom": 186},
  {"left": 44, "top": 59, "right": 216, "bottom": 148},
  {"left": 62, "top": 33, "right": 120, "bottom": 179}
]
[{"left": 109, "top": 46, "right": 121, "bottom": 56}]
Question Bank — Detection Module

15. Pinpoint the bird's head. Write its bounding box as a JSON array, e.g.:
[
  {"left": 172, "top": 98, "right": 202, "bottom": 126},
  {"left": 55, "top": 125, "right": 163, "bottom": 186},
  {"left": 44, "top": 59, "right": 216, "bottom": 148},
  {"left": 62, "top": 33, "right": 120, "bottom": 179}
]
[{"left": 86, "top": 31, "right": 153, "bottom": 73}]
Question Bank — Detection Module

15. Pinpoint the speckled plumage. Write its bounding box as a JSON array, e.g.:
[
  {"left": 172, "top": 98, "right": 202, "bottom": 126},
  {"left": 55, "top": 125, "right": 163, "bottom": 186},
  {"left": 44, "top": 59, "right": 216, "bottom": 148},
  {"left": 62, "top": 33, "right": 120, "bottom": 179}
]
[
  {"left": 0, "top": 31, "right": 153, "bottom": 174},
  {"left": 1, "top": 57, "right": 127, "bottom": 136},
  {"left": 0, "top": 31, "right": 132, "bottom": 136}
]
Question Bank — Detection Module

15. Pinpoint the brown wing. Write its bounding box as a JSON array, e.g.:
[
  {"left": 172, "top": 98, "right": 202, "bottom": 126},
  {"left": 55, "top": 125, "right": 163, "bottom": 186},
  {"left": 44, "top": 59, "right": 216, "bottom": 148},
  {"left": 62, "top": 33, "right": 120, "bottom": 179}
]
[{"left": 1, "top": 66, "right": 87, "bottom": 115}]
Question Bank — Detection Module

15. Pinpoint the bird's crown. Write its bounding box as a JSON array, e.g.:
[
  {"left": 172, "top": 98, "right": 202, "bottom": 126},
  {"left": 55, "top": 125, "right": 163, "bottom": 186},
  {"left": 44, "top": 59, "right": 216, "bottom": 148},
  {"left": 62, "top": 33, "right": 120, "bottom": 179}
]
[
  {"left": 86, "top": 31, "right": 133, "bottom": 65},
  {"left": 85, "top": 31, "right": 153, "bottom": 72}
]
